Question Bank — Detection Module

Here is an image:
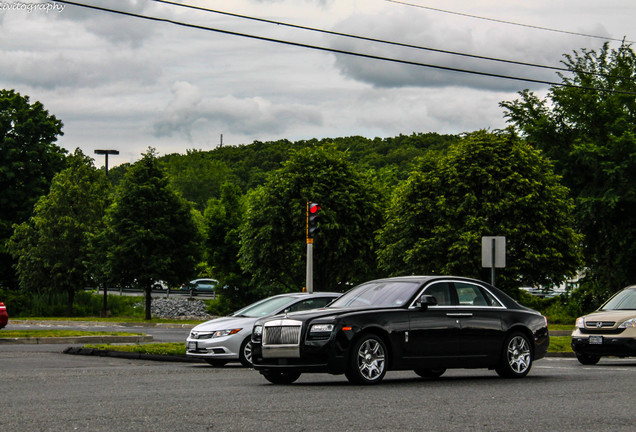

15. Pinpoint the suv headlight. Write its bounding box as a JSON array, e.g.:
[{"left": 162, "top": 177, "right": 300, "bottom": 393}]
[
  {"left": 575, "top": 317, "right": 585, "bottom": 328},
  {"left": 618, "top": 318, "right": 636, "bottom": 328}
]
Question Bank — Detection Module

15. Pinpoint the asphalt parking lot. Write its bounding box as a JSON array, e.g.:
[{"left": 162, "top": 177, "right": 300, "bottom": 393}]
[{"left": 1, "top": 329, "right": 634, "bottom": 432}]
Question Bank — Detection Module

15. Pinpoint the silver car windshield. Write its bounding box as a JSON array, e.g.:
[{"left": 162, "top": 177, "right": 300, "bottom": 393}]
[
  {"left": 232, "top": 296, "right": 296, "bottom": 318},
  {"left": 329, "top": 281, "right": 421, "bottom": 308},
  {"left": 601, "top": 289, "right": 636, "bottom": 310}
]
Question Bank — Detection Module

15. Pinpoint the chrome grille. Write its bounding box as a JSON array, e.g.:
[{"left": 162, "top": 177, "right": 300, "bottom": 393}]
[
  {"left": 585, "top": 321, "right": 616, "bottom": 329},
  {"left": 264, "top": 325, "right": 301, "bottom": 345}
]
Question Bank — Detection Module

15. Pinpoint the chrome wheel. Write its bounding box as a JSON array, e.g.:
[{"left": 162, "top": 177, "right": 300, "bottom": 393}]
[
  {"left": 346, "top": 334, "right": 387, "bottom": 384},
  {"left": 496, "top": 332, "right": 532, "bottom": 378},
  {"left": 507, "top": 335, "right": 531, "bottom": 373}
]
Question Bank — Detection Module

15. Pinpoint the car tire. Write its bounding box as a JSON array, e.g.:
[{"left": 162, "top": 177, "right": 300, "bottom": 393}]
[
  {"left": 414, "top": 368, "right": 446, "bottom": 379},
  {"left": 345, "top": 333, "right": 388, "bottom": 385},
  {"left": 575, "top": 352, "right": 601, "bottom": 365},
  {"left": 239, "top": 337, "right": 253, "bottom": 368},
  {"left": 205, "top": 359, "right": 228, "bottom": 367},
  {"left": 495, "top": 332, "right": 533, "bottom": 378},
  {"left": 261, "top": 370, "right": 301, "bottom": 385}
]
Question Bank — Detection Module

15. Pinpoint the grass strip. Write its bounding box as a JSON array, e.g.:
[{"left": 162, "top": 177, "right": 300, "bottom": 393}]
[
  {"left": 14, "top": 317, "right": 205, "bottom": 324},
  {"left": 1, "top": 330, "right": 143, "bottom": 338},
  {"left": 548, "top": 335, "right": 572, "bottom": 353},
  {"left": 85, "top": 342, "right": 186, "bottom": 356}
]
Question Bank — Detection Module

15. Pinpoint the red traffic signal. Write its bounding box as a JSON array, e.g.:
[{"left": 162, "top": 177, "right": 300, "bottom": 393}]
[{"left": 307, "top": 202, "right": 321, "bottom": 238}]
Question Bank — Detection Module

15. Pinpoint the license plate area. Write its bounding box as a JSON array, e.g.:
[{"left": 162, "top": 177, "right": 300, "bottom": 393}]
[
  {"left": 188, "top": 341, "right": 197, "bottom": 351},
  {"left": 589, "top": 335, "right": 603, "bottom": 344}
]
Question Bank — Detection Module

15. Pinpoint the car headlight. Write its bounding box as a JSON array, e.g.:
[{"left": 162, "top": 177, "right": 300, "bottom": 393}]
[
  {"left": 575, "top": 317, "right": 585, "bottom": 328},
  {"left": 253, "top": 325, "right": 263, "bottom": 336},
  {"left": 618, "top": 318, "right": 636, "bottom": 328},
  {"left": 310, "top": 323, "right": 334, "bottom": 333},
  {"left": 211, "top": 328, "right": 242, "bottom": 338}
]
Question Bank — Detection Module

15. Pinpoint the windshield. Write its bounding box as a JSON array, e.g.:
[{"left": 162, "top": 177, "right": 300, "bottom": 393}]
[
  {"left": 601, "top": 288, "right": 636, "bottom": 310},
  {"left": 231, "top": 296, "right": 295, "bottom": 318},
  {"left": 329, "top": 281, "right": 421, "bottom": 309}
]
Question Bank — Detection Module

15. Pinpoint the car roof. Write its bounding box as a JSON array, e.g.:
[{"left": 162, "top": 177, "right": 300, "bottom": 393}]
[
  {"left": 270, "top": 292, "right": 341, "bottom": 299},
  {"left": 362, "top": 275, "right": 476, "bottom": 284}
]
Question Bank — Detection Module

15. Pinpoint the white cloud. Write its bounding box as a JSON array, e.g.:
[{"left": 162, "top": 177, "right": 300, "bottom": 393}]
[{"left": 0, "top": 0, "right": 633, "bottom": 167}]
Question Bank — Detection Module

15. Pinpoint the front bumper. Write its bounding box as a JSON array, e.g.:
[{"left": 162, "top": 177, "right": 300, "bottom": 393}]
[
  {"left": 185, "top": 333, "right": 245, "bottom": 360},
  {"left": 252, "top": 334, "right": 349, "bottom": 375},
  {"left": 571, "top": 336, "right": 636, "bottom": 357}
]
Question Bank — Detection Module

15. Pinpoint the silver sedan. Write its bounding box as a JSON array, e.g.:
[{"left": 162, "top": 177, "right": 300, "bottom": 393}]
[{"left": 186, "top": 292, "right": 340, "bottom": 367}]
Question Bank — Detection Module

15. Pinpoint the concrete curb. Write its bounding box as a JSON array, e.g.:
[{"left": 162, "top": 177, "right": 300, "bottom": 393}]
[
  {"left": 63, "top": 346, "right": 205, "bottom": 363},
  {"left": 9, "top": 319, "right": 198, "bottom": 329}
]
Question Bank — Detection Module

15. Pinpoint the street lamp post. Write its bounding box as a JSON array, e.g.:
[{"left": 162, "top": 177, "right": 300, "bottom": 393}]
[{"left": 94, "top": 149, "right": 119, "bottom": 316}]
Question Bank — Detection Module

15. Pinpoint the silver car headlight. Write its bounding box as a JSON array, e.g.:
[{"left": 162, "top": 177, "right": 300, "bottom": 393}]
[
  {"left": 618, "top": 318, "right": 636, "bottom": 328},
  {"left": 212, "top": 328, "right": 242, "bottom": 338}
]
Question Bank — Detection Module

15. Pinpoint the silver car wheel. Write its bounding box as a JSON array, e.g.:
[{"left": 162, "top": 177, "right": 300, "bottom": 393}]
[
  {"left": 239, "top": 338, "right": 253, "bottom": 367},
  {"left": 357, "top": 338, "right": 386, "bottom": 381},
  {"left": 507, "top": 335, "right": 531, "bottom": 374}
]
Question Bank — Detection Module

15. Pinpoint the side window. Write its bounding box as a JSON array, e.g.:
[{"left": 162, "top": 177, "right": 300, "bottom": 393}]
[
  {"left": 286, "top": 297, "right": 334, "bottom": 313},
  {"left": 423, "top": 283, "right": 453, "bottom": 306},
  {"left": 454, "top": 282, "right": 497, "bottom": 306}
]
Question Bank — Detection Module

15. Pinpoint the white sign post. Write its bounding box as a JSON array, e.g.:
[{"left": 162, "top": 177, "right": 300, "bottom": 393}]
[{"left": 482, "top": 236, "right": 506, "bottom": 286}]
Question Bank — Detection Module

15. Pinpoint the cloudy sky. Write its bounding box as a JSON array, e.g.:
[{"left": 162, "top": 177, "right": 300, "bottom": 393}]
[{"left": 1, "top": 0, "right": 634, "bottom": 167}]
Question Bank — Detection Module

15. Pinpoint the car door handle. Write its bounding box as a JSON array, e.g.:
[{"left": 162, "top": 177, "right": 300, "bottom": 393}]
[{"left": 446, "top": 313, "right": 473, "bottom": 317}]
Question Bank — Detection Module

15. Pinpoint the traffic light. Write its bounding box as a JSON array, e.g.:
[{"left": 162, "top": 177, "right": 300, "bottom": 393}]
[{"left": 307, "top": 202, "right": 321, "bottom": 239}]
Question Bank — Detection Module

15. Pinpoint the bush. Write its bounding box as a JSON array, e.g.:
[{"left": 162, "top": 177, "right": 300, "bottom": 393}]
[
  {"left": 0, "top": 289, "right": 144, "bottom": 318},
  {"left": 516, "top": 290, "right": 578, "bottom": 325}
]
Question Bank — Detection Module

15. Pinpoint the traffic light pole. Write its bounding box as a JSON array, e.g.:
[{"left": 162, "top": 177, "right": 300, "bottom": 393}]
[
  {"left": 306, "top": 240, "right": 313, "bottom": 294},
  {"left": 306, "top": 202, "right": 320, "bottom": 294}
]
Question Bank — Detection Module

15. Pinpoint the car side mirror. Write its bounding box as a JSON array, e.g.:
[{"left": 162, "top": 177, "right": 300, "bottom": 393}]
[{"left": 418, "top": 295, "right": 437, "bottom": 310}]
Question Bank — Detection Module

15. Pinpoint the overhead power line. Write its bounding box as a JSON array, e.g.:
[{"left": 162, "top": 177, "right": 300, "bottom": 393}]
[
  {"left": 149, "top": 0, "right": 573, "bottom": 76},
  {"left": 384, "top": 0, "right": 635, "bottom": 44},
  {"left": 55, "top": 1, "right": 636, "bottom": 96},
  {"left": 149, "top": 0, "right": 631, "bottom": 82}
]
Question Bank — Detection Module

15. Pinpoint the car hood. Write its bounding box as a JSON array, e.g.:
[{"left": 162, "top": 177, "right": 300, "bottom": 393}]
[
  {"left": 259, "top": 306, "right": 392, "bottom": 324},
  {"left": 583, "top": 309, "right": 636, "bottom": 324},
  {"left": 192, "top": 316, "right": 258, "bottom": 331}
]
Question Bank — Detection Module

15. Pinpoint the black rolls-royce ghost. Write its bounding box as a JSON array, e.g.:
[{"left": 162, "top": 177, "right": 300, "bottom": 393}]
[{"left": 251, "top": 276, "right": 549, "bottom": 385}]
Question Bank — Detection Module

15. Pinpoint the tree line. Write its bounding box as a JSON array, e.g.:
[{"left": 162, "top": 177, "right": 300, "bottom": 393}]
[{"left": 1, "top": 42, "right": 634, "bottom": 318}]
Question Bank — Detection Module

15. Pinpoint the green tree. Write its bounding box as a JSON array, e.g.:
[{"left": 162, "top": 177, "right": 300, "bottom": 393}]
[
  {"left": 204, "top": 182, "right": 252, "bottom": 311},
  {"left": 239, "top": 146, "right": 384, "bottom": 296},
  {"left": 377, "top": 130, "right": 582, "bottom": 293},
  {"left": 6, "top": 149, "right": 110, "bottom": 315},
  {"left": 160, "top": 149, "right": 238, "bottom": 212},
  {"left": 104, "top": 148, "right": 202, "bottom": 319},
  {"left": 0, "top": 89, "right": 66, "bottom": 288},
  {"left": 501, "top": 42, "right": 636, "bottom": 295}
]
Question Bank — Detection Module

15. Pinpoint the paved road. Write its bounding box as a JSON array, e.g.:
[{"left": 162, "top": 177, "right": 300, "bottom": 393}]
[{"left": 0, "top": 339, "right": 634, "bottom": 432}]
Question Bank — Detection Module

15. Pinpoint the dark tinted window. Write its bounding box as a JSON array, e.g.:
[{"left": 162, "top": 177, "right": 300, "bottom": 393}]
[
  {"left": 330, "top": 281, "right": 420, "bottom": 308},
  {"left": 423, "top": 283, "right": 453, "bottom": 306},
  {"left": 454, "top": 282, "right": 501, "bottom": 307},
  {"left": 286, "top": 297, "right": 335, "bottom": 313}
]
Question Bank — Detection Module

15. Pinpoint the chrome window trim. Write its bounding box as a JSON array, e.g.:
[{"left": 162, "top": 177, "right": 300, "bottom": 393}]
[{"left": 408, "top": 279, "right": 507, "bottom": 310}]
